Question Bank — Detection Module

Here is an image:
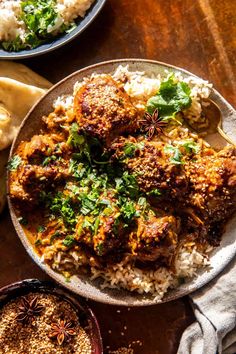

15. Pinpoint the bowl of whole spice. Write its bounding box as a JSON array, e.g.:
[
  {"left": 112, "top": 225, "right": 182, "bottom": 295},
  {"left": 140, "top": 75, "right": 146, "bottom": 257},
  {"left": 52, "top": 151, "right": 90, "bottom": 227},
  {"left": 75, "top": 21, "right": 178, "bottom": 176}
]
[{"left": 0, "top": 279, "right": 103, "bottom": 354}]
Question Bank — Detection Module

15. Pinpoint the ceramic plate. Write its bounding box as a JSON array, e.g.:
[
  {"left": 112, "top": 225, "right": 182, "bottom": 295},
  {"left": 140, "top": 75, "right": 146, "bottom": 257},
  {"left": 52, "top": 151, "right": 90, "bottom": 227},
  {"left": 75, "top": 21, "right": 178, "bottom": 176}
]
[
  {"left": 0, "top": 0, "right": 106, "bottom": 59},
  {"left": 8, "top": 59, "right": 236, "bottom": 306}
]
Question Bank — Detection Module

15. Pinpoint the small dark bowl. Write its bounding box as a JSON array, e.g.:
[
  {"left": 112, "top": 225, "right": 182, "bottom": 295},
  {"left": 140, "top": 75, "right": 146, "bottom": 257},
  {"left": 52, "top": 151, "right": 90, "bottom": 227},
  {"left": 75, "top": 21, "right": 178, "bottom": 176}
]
[
  {"left": 0, "top": 0, "right": 106, "bottom": 60},
  {"left": 0, "top": 279, "right": 103, "bottom": 354}
]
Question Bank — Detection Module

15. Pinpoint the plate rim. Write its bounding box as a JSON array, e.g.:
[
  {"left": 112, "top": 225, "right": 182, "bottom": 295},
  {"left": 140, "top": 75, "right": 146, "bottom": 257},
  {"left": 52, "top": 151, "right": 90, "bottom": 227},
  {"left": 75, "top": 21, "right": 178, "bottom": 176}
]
[{"left": 7, "top": 58, "right": 236, "bottom": 306}]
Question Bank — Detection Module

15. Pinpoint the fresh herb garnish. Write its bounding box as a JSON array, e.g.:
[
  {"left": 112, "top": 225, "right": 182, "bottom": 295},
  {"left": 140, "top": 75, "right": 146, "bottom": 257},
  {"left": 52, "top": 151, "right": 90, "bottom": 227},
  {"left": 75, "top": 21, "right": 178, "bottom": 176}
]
[
  {"left": 115, "top": 171, "right": 139, "bottom": 199},
  {"left": 37, "top": 225, "right": 45, "bottom": 233},
  {"left": 178, "top": 140, "right": 200, "bottom": 154},
  {"left": 147, "top": 188, "right": 162, "bottom": 196},
  {"left": 7, "top": 155, "right": 22, "bottom": 171},
  {"left": 120, "top": 199, "right": 139, "bottom": 221},
  {"left": 63, "top": 235, "right": 75, "bottom": 247},
  {"left": 147, "top": 74, "right": 192, "bottom": 118},
  {"left": 164, "top": 144, "right": 183, "bottom": 165},
  {"left": 50, "top": 193, "right": 76, "bottom": 228},
  {"left": 123, "top": 143, "right": 138, "bottom": 158},
  {"left": 42, "top": 155, "right": 57, "bottom": 166},
  {"left": 67, "top": 123, "right": 85, "bottom": 148}
]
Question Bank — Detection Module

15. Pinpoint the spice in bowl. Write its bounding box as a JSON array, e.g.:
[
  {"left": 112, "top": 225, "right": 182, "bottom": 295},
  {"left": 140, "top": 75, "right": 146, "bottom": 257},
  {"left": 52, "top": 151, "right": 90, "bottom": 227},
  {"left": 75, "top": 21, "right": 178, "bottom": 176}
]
[{"left": 0, "top": 292, "right": 92, "bottom": 354}]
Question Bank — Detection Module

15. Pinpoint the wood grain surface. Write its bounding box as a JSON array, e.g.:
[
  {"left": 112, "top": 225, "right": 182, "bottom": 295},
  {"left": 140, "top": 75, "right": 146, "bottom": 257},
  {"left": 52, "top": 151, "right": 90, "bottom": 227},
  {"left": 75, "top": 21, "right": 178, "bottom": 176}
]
[{"left": 1, "top": 1, "right": 235, "bottom": 353}]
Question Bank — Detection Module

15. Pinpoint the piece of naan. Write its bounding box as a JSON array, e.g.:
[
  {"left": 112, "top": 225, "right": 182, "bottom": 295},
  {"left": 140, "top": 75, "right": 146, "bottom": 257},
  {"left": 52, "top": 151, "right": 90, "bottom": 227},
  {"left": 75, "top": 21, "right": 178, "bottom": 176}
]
[
  {"left": 0, "top": 61, "right": 52, "bottom": 89},
  {"left": 0, "top": 62, "right": 52, "bottom": 151},
  {"left": 0, "top": 78, "right": 48, "bottom": 150}
]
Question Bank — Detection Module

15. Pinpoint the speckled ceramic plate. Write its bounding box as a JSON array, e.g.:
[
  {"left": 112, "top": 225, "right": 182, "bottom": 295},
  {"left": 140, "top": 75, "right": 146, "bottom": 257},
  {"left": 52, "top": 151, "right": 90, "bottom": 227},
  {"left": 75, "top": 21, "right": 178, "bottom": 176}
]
[
  {"left": 8, "top": 59, "right": 236, "bottom": 306},
  {"left": 0, "top": 0, "right": 106, "bottom": 60}
]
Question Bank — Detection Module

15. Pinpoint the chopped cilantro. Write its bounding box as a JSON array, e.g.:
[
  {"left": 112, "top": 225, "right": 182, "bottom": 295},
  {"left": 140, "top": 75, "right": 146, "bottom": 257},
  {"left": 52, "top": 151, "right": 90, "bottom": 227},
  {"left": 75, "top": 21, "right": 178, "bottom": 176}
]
[
  {"left": 50, "top": 230, "right": 61, "bottom": 243},
  {"left": 120, "top": 200, "right": 138, "bottom": 221},
  {"left": 147, "top": 188, "right": 162, "bottom": 196},
  {"left": 138, "top": 197, "right": 147, "bottom": 207},
  {"left": 115, "top": 171, "right": 139, "bottom": 199},
  {"left": 63, "top": 235, "right": 75, "bottom": 247},
  {"left": 164, "top": 144, "right": 183, "bottom": 165},
  {"left": 123, "top": 143, "right": 137, "bottom": 158},
  {"left": 178, "top": 140, "right": 200, "bottom": 154},
  {"left": 37, "top": 225, "right": 45, "bottom": 233},
  {"left": 42, "top": 155, "right": 57, "bottom": 166},
  {"left": 94, "top": 217, "right": 100, "bottom": 235},
  {"left": 67, "top": 123, "right": 85, "bottom": 148},
  {"left": 147, "top": 74, "right": 192, "bottom": 118},
  {"left": 7, "top": 155, "right": 22, "bottom": 171},
  {"left": 50, "top": 193, "right": 76, "bottom": 228}
]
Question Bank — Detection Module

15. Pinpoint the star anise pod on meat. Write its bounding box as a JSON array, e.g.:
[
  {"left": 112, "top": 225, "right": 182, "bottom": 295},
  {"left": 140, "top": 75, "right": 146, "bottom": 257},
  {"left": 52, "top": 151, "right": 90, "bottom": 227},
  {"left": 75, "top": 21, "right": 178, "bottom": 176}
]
[
  {"left": 49, "top": 320, "right": 77, "bottom": 345},
  {"left": 139, "top": 109, "right": 167, "bottom": 140},
  {"left": 16, "top": 296, "right": 44, "bottom": 323}
]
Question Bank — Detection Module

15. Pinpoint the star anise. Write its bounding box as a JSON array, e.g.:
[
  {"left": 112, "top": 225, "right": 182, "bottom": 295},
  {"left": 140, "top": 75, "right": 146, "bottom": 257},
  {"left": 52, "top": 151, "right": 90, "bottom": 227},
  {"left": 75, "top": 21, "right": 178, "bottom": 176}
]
[
  {"left": 16, "top": 296, "right": 44, "bottom": 323},
  {"left": 139, "top": 109, "right": 167, "bottom": 140},
  {"left": 49, "top": 320, "right": 77, "bottom": 345}
]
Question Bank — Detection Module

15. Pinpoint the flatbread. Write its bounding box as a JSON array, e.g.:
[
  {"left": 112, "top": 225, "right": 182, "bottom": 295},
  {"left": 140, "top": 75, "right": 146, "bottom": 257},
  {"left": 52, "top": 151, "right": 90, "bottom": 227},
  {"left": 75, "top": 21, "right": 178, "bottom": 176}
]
[
  {"left": 0, "top": 61, "right": 52, "bottom": 89},
  {"left": 0, "top": 78, "right": 48, "bottom": 150}
]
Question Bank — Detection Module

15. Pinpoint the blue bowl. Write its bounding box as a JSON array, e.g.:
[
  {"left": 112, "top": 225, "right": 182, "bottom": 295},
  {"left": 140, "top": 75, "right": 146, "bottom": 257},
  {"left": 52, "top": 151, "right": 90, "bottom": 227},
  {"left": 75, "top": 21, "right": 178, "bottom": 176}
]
[{"left": 0, "top": 0, "right": 106, "bottom": 60}]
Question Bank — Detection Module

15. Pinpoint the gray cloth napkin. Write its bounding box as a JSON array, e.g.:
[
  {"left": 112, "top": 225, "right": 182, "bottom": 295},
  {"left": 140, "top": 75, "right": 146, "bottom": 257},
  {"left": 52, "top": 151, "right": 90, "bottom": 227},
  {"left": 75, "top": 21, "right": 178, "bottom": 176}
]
[{"left": 177, "top": 258, "right": 236, "bottom": 354}]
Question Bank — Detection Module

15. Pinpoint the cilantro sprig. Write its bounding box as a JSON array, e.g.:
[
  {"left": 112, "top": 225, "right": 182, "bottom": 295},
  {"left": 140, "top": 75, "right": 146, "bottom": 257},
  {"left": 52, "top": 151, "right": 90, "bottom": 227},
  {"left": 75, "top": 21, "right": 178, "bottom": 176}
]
[{"left": 147, "top": 74, "right": 192, "bottom": 119}]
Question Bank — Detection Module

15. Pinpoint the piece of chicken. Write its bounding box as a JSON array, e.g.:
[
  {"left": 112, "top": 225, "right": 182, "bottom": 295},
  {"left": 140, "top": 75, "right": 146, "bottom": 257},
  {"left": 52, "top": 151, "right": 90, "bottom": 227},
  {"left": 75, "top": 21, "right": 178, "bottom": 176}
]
[
  {"left": 9, "top": 134, "right": 71, "bottom": 204},
  {"left": 74, "top": 75, "right": 139, "bottom": 145},
  {"left": 112, "top": 136, "right": 189, "bottom": 201},
  {"left": 128, "top": 211, "right": 180, "bottom": 264},
  {"left": 184, "top": 146, "right": 236, "bottom": 245},
  {"left": 75, "top": 202, "right": 125, "bottom": 258}
]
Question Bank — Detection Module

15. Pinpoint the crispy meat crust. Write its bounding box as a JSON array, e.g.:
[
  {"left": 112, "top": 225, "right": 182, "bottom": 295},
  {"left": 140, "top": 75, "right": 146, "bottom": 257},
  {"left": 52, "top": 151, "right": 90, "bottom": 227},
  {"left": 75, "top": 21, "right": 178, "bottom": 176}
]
[{"left": 74, "top": 75, "right": 139, "bottom": 145}]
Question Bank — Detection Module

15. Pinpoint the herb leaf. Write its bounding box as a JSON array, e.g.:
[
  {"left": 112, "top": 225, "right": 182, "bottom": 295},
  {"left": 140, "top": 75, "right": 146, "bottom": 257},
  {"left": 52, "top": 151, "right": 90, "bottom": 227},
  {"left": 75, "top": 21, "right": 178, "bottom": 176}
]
[
  {"left": 147, "top": 75, "right": 192, "bottom": 118},
  {"left": 67, "top": 123, "right": 85, "bottom": 148},
  {"left": 8, "top": 155, "right": 22, "bottom": 171},
  {"left": 164, "top": 144, "right": 183, "bottom": 165},
  {"left": 179, "top": 140, "right": 200, "bottom": 154},
  {"left": 63, "top": 235, "right": 75, "bottom": 247}
]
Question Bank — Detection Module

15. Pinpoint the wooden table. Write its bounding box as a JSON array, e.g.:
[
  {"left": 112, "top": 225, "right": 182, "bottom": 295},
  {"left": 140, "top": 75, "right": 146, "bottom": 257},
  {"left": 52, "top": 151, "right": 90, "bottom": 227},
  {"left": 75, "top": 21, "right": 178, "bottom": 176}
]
[{"left": 1, "top": 1, "right": 236, "bottom": 353}]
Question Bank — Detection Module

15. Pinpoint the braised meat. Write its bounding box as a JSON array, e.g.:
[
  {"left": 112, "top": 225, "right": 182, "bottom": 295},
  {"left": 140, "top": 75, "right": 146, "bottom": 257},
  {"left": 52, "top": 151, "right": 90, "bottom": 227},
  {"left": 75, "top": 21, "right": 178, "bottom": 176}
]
[
  {"left": 129, "top": 212, "right": 180, "bottom": 264},
  {"left": 184, "top": 145, "right": 236, "bottom": 244},
  {"left": 9, "top": 134, "right": 71, "bottom": 204},
  {"left": 74, "top": 75, "right": 139, "bottom": 145},
  {"left": 76, "top": 212, "right": 125, "bottom": 257},
  {"left": 112, "top": 136, "right": 189, "bottom": 200}
]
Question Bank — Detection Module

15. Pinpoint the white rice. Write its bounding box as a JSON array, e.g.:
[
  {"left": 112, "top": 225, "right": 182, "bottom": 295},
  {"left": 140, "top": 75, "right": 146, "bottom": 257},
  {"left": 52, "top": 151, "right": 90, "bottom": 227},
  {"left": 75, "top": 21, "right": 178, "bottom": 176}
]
[
  {"left": 51, "top": 65, "right": 213, "bottom": 301},
  {"left": 0, "top": 1, "right": 24, "bottom": 42},
  {"left": 56, "top": 0, "right": 95, "bottom": 24},
  {"left": 0, "top": 0, "right": 95, "bottom": 43}
]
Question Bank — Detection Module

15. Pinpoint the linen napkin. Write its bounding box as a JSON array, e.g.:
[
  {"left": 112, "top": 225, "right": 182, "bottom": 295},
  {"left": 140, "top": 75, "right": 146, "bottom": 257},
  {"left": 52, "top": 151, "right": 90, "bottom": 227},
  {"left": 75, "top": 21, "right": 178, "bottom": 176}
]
[{"left": 177, "top": 258, "right": 236, "bottom": 354}]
